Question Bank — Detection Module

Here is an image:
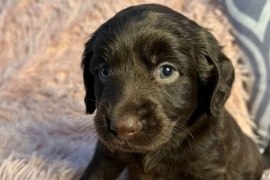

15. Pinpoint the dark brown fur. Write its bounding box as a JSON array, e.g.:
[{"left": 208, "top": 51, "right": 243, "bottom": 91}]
[{"left": 80, "top": 4, "right": 263, "bottom": 180}]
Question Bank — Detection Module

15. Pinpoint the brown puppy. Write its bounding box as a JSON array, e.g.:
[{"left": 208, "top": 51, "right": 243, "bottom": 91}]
[{"left": 80, "top": 4, "right": 263, "bottom": 180}]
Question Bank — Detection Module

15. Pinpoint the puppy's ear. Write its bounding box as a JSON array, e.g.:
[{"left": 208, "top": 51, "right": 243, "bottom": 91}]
[
  {"left": 197, "top": 29, "right": 234, "bottom": 117},
  {"left": 81, "top": 37, "right": 96, "bottom": 114}
]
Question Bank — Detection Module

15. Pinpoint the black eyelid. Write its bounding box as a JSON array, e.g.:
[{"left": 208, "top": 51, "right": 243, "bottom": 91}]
[
  {"left": 92, "top": 66, "right": 100, "bottom": 73},
  {"left": 93, "top": 63, "right": 108, "bottom": 73},
  {"left": 99, "top": 63, "right": 108, "bottom": 69}
]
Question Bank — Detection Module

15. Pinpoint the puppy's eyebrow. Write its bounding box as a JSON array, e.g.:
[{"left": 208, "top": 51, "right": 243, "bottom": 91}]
[
  {"left": 89, "top": 52, "right": 107, "bottom": 73},
  {"left": 139, "top": 34, "right": 186, "bottom": 65},
  {"left": 154, "top": 52, "right": 189, "bottom": 69}
]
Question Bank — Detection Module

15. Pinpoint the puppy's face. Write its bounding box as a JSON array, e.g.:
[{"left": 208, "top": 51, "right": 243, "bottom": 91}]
[
  {"left": 90, "top": 30, "right": 199, "bottom": 152},
  {"left": 82, "top": 4, "right": 234, "bottom": 153}
]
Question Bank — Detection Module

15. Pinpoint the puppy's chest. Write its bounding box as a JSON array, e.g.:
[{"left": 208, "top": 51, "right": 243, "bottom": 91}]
[
  {"left": 118, "top": 149, "right": 225, "bottom": 180},
  {"left": 119, "top": 151, "right": 192, "bottom": 178}
]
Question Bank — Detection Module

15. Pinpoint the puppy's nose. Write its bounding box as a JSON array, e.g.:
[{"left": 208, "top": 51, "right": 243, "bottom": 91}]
[{"left": 109, "top": 117, "right": 139, "bottom": 141}]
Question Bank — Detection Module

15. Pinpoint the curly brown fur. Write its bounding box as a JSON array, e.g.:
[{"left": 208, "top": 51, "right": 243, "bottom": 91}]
[{"left": 80, "top": 4, "right": 263, "bottom": 180}]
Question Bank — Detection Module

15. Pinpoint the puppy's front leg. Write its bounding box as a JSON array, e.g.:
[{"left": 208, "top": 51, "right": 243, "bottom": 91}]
[{"left": 79, "top": 141, "right": 125, "bottom": 180}]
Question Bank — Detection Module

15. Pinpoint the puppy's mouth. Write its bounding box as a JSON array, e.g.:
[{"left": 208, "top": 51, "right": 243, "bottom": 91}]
[
  {"left": 101, "top": 134, "right": 169, "bottom": 153},
  {"left": 104, "top": 140, "right": 149, "bottom": 153}
]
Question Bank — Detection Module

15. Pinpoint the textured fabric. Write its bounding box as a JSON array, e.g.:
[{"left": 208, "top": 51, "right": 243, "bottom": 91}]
[
  {"left": 0, "top": 0, "right": 264, "bottom": 179},
  {"left": 222, "top": 0, "right": 270, "bottom": 150}
]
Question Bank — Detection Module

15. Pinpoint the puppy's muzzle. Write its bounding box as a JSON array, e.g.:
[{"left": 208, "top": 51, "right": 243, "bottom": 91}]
[{"left": 109, "top": 116, "right": 140, "bottom": 141}]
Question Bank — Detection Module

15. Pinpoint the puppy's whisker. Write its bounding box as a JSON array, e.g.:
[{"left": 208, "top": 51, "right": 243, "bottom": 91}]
[
  {"left": 76, "top": 125, "right": 94, "bottom": 135},
  {"left": 87, "top": 134, "right": 99, "bottom": 145},
  {"left": 172, "top": 128, "right": 193, "bottom": 152},
  {"left": 85, "top": 98, "right": 100, "bottom": 104},
  {"left": 170, "top": 135, "right": 180, "bottom": 148},
  {"left": 157, "top": 133, "right": 177, "bottom": 150},
  {"left": 187, "top": 138, "right": 193, "bottom": 152},
  {"left": 73, "top": 118, "right": 91, "bottom": 135},
  {"left": 85, "top": 98, "right": 105, "bottom": 107},
  {"left": 161, "top": 88, "right": 173, "bottom": 98},
  {"left": 174, "top": 125, "right": 195, "bottom": 140},
  {"left": 75, "top": 133, "right": 96, "bottom": 155},
  {"left": 70, "top": 123, "right": 87, "bottom": 146},
  {"left": 65, "top": 113, "right": 85, "bottom": 121},
  {"left": 75, "top": 119, "right": 90, "bottom": 130},
  {"left": 71, "top": 118, "right": 94, "bottom": 149}
]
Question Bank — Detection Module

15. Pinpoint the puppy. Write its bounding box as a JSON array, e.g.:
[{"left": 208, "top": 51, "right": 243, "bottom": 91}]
[{"left": 80, "top": 4, "right": 263, "bottom": 180}]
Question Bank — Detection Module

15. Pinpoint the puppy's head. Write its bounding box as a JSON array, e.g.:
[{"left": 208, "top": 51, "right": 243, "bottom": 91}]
[{"left": 82, "top": 4, "right": 234, "bottom": 152}]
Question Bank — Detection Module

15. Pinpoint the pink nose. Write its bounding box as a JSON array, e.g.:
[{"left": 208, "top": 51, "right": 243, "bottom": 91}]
[{"left": 109, "top": 117, "right": 139, "bottom": 141}]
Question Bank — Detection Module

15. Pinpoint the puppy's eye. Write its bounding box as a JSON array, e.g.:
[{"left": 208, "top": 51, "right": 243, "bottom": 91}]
[
  {"left": 157, "top": 65, "right": 178, "bottom": 80},
  {"left": 99, "top": 65, "right": 110, "bottom": 79}
]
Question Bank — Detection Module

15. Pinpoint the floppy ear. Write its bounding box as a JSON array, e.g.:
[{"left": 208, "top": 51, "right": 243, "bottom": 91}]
[
  {"left": 197, "top": 29, "right": 235, "bottom": 117},
  {"left": 81, "top": 37, "right": 96, "bottom": 114}
]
